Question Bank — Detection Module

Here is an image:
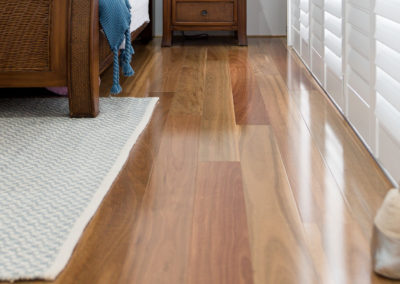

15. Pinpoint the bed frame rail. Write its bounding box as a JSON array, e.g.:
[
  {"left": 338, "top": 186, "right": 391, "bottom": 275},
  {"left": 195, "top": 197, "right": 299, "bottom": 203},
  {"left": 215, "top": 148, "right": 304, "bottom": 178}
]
[{"left": 0, "top": 0, "right": 153, "bottom": 117}]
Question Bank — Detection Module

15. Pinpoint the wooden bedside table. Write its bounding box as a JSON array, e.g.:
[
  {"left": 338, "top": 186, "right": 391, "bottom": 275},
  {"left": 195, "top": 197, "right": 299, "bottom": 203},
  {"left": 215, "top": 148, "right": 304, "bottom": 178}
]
[{"left": 162, "top": 0, "right": 247, "bottom": 46}]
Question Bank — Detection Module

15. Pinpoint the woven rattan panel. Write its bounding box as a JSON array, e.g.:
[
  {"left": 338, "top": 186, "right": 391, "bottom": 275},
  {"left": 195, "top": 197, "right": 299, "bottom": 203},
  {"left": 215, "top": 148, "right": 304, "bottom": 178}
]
[
  {"left": 0, "top": 0, "right": 51, "bottom": 72},
  {"left": 99, "top": 31, "right": 112, "bottom": 70}
]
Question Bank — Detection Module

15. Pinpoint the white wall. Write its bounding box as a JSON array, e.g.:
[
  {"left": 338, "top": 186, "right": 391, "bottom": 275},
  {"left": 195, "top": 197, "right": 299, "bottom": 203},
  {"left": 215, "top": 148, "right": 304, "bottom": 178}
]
[{"left": 153, "top": 0, "right": 287, "bottom": 36}]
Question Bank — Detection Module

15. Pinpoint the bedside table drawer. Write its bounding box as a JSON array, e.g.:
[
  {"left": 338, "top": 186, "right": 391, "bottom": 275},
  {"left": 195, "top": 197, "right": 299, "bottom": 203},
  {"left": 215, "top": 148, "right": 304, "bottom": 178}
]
[{"left": 174, "top": 2, "right": 235, "bottom": 24}]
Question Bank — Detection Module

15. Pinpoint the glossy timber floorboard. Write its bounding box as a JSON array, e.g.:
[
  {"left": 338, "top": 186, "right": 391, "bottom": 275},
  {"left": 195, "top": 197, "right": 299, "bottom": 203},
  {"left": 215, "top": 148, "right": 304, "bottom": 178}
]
[{"left": 8, "top": 38, "right": 396, "bottom": 284}]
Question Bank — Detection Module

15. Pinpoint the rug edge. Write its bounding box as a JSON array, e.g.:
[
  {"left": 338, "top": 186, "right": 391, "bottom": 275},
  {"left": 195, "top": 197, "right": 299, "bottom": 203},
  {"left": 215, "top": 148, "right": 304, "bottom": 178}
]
[{"left": 41, "top": 98, "right": 159, "bottom": 280}]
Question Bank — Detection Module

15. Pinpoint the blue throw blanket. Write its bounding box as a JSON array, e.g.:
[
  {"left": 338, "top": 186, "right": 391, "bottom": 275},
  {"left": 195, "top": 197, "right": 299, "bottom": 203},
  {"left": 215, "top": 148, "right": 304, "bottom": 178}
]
[{"left": 99, "top": 0, "right": 135, "bottom": 94}]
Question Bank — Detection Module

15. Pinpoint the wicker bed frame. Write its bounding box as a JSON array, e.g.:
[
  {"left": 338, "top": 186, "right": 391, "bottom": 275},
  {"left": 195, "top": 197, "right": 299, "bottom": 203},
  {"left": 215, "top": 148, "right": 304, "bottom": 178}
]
[{"left": 0, "top": 0, "right": 153, "bottom": 117}]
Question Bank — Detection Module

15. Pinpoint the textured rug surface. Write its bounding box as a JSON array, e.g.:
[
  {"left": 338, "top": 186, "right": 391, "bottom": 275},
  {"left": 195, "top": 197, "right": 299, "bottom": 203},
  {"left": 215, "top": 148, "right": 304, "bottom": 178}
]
[{"left": 0, "top": 97, "right": 158, "bottom": 281}]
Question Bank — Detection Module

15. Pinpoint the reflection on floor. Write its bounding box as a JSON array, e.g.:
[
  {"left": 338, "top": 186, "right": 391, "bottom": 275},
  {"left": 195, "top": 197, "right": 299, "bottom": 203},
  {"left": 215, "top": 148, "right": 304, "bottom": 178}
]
[{"left": 13, "top": 37, "right": 396, "bottom": 284}]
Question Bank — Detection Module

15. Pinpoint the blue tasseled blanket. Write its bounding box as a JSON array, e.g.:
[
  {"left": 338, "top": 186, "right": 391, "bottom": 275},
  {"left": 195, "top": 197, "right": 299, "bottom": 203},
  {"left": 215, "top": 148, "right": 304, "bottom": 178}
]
[{"left": 99, "top": 0, "right": 135, "bottom": 94}]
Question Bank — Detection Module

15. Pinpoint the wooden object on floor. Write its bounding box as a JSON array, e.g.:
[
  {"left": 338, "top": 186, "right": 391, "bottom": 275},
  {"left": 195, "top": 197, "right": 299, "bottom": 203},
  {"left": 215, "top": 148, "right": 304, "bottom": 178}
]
[
  {"left": 68, "top": 0, "right": 99, "bottom": 117},
  {"left": 162, "top": 0, "right": 247, "bottom": 46},
  {"left": 0, "top": 0, "right": 153, "bottom": 117}
]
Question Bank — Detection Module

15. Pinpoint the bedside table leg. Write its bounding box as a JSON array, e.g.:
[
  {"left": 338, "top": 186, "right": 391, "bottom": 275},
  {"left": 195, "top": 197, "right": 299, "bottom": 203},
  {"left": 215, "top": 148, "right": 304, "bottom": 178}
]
[
  {"left": 162, "top": 0, "right": 172, "bottom": 47},
  {"left": 237, "top": 0, "right": 247, "bottom": 46},
  {"left": 162, "top": 31, "right": 172, "bottom": 47},
  {"left": 237, "top": 30, "right": 248, "bottom": 46}
]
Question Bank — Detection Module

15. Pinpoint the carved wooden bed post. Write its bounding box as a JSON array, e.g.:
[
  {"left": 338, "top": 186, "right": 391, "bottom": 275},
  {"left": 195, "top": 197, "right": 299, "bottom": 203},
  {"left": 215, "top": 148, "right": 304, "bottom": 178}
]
[{"left": 68, "top": 0, "right": 100, "bottom": 118}]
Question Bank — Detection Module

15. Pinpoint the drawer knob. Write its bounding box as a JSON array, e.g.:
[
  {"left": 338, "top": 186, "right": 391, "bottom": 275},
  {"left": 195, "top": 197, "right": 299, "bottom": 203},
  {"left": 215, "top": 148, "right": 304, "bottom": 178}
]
[{"left": 201, "top": 10, "right": 208, "bottom": 16}]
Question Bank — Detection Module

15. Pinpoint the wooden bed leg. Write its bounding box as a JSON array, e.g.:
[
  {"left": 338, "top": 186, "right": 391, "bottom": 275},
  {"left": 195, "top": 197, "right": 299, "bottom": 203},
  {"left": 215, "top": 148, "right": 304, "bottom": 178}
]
[
  {"left": 141, "top": 0, "right": 153, "bottom": 44},
  {"left": 68, "top": 0, "right": 100, "bottom": 118},
  {"left": 141, "top": 23, "right": 153, "bottom": 44}
]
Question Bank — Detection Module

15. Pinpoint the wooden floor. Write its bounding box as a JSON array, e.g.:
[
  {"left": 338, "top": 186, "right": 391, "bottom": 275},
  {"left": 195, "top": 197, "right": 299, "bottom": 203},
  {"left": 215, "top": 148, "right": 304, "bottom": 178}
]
[{"left": 14, "top": 37, "right": 397, "bottom": 284}]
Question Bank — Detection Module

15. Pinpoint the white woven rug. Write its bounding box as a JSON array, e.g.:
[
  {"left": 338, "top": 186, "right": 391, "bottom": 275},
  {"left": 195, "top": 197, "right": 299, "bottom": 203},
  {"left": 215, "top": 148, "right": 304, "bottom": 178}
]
[{"left": 0, "top": 97, "right": 158, "bottom": 281}]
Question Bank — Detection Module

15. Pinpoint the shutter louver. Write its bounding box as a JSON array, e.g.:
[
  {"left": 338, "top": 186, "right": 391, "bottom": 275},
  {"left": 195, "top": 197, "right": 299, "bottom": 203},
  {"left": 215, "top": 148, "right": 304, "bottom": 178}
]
[
  {"left": 300, "top": 0, "right": 311, "bottom": 65},
  {"left": 344, "top": 1, "right": 373, "bottom": 148},
  {"left": 375, "top": 0, "right": 400, "bottom": 179},
  {"left": 311, "top": 0, "right": 324, "bottom": 83},
  {"left": 291, "top": 0, "right": 301, "bottom": 53},
  {"left": 324, "top": 0, "right": 344, "bottom": 109}
]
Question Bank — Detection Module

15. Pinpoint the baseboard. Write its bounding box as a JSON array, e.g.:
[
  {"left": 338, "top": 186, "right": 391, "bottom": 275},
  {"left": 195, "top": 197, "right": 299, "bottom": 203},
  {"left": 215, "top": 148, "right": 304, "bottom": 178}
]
[
  {"left": 248, "top": 35, "right": 286, "bottom": 38},
  {"left": 154, "top": 34, "right": 287, "bottom": 38}
]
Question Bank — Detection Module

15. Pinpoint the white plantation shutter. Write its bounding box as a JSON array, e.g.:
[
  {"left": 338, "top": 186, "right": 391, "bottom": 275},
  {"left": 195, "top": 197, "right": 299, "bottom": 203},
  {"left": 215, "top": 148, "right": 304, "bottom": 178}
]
[
  {"left": 324, "top": 0, "right": 344, "bottom": 109},
  {"left": 344, "top": 0, "right": 374, "bottom": 148},
  {"left": 287, "top": 0, "right": 400, "bottom": 183},
  {"left": 310, "top": 0, "right": 324, "bottom": 83},
  {"left": 300, "top": 0, "right": 311, "bottom": 66},
  {"left": 291, "top": 0, "right": 301, "bottom": 53},
  {"left": 375, "top": 0, "right": 400, "bottom": 180}
]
